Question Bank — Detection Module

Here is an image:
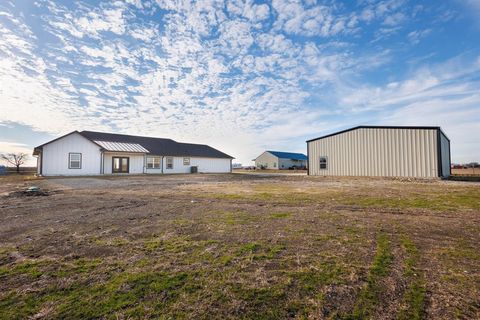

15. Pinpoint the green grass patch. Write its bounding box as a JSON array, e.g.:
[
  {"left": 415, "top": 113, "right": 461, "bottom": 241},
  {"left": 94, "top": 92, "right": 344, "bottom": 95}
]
[
  {"left": 209, "top": 210, "right": 258, "bottom": 225},
  {"left": 398, "top": 281, "right": 426, "bottom": 320},
  {"left": 264, "top": 244, "right": 285, "bottom": 259},
  {"left": 0, "top": 269, "right": 200, "bottom": 319},
  {"left": 235, "top": 243, "right": 285, "bottom": 261},
  {"left": 143, "top": 235, "right": 192, "bottom": 252},
  {"left": 339, "top": 189, "right": 480, "bottom": 211},
  {"left": 0, "top": 291, "right": 46, "bottom": 320},
  {"left": 143, "top": 236, "right": 219, "bottom": 267},
  {"left": 53, "top": 258, "right": 101, "bottom": 277},
  {"left": 0, "top": 247, "right": 14, "bottom": 264},
  {"left": 439, "top": 241, "right": 480, "bottom": 261},
  {"left": 238, "top": 242, "right": 261, "bottom": 255},
  {"left": 55, "top": 271, "right": 198, "bottom": 318},
  {"left": 205, "top": 189, "right": 338, "bottom": 205},
  {"left": 144, "top": 237, "right": 162, "bottom": 251},
  {"left": 0, "top": 260, "right": 45, "bottom": 279},
  {"left": 401, "top": 237, "right": 419, "bottom": 277},
  {"left": 93, "top": 237, "right": 129, "bottom": 247},
  {"left": 217, "top": 255, "right": 233, "bottom": 266},
  {"left": 229, "top": 284, "right": 288, "bottom": 319},
  {"left": 172, "top": 218, "right": 191, "bottom": 226},
  {"left": 291, "top": 261, "right": 345, "bottom": 294},
  {"left": 270, "top": 212, "right": 292, "bottom": 219}
]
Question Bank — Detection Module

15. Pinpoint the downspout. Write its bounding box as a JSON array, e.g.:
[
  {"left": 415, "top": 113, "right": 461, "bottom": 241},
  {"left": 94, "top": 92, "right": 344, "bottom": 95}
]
[
  {"left": 436, "top": 129, "right": 442, "bottom": 178},
  {"left": 161, "top": 156, "right": 164, "bottom": 174},
  {"left": 143, "top": 154, "right": 146, "bottom": 174},
  {"left": 448, "top": 139, "right": 451, "bottom": 177},
  {"left": 306, "top": 142, "right": 310, "bottom": 176},
  {"left": 100, "top": 151, "right": 104, "bottom": 174},
  {"left": 40, "top": 151, "right": 43, "bottom": 176}
]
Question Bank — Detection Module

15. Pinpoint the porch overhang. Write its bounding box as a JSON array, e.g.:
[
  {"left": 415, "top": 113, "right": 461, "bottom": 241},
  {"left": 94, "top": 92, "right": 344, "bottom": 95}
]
[{"left": 94, "top": 141, "right": 149, "bottom": 153}]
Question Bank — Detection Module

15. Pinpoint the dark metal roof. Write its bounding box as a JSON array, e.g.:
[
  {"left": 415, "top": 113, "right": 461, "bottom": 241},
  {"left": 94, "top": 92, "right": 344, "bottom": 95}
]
[
  {"left": 79, "top": 131, "right": 233, "bottom": 158},
  {"left": 33, "top": 131, "right": 233, "bottom": 159},
  {"left": 306, "top": 125, "right": 449, "bottom": 143},
  {"left": 266, "top": 151, "right": 307, "bottom": 160}
]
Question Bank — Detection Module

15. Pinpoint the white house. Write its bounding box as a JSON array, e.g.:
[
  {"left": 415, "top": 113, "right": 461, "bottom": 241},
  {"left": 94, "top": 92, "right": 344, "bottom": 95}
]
[
  {"left": 253, "top": 151, "right": 308, "bottom": 169},
  {"left": 33, "top": 131, "right": 234, "bottom": 176}
]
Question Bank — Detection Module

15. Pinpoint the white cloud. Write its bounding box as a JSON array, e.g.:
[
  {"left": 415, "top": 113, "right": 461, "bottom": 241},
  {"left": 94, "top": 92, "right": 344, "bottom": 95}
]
[
  {"left": 335, "top": 56, "right": 480, "bottom": 162},
  {"left": 218, "top": 20, "right": 254, "bottom": 56},
  {"left": 271, "top": 0, "right": 353, "bottom": 37},
  {"left": 227, "top": 0, "right": 270, "bottom": 22},
  {"left": 407, "top": 28, "right": 432, "bottom": 44},
  {"left": 0, "top": 0, "right": 478, "bottom": 165},
  {"left": 75, "top": 6, "right": 127, "bottom": 37},
  {"left": 0, "top": 141, "right": 31, "bottom": 154},
  {"left": 360, "top": 8, "right": 375, "bottom": 22},
  {"left": 384, "top": 97, "right": 480, "bottom": 163},
  {"left": 463, "top": 0, "right": 480, "bottom": 12},
  {"left": 383, "top": 12, "right": 406, "bottom": 26}
]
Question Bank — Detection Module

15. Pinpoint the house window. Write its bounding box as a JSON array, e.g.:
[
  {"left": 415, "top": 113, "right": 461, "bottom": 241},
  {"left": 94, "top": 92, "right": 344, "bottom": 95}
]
[
  {"left": 319, "top": 156, "right": 327, "bottom": 170},
  {"left": 166, "top": 157, "right": 173, "bottom": 169},
  {"left": 183, "top": 157, "right": 190, "bottom": 166},
  {"left": 273, "top": 162, "right": 276, "bottom": 168},
  {"left": 146, "top": 157, "right": 161, "bottom": 169},
  {"left": 69, "top": 153, "right": 81, "bottom": 169}
]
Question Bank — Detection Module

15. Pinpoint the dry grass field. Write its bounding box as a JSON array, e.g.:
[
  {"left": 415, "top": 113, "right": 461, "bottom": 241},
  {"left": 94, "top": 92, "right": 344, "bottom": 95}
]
[
  {"left": 0, "top": 173, "right": 479, "bottom": 319},
  {"left": 451, "top": 168, "right": 480, "bottom": 176},
  {"left": 233, "top": 168, "right": 307, "bottom": 174}
]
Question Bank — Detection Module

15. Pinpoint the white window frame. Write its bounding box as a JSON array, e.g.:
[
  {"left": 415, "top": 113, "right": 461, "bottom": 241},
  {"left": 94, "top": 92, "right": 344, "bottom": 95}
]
[
  {"left": 146, "top": 156, "right": 161, "bottom": 169},
  {"left": 319, "top": 156, "right": 327, "bottom": 170},
  {"left": 183, "top": 157, "right": 190, "bottom": 166},
  {"left": 69, "top": 153, "right": 82, "bottom": 169},
  {"left": 166, "top": 157, "right": 173, "bottom": 169}
]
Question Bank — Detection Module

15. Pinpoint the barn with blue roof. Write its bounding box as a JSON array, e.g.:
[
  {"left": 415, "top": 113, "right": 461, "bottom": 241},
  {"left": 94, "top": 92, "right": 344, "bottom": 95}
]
[{"left": 253, "top": 151, "right": 307, "bottom": 170}]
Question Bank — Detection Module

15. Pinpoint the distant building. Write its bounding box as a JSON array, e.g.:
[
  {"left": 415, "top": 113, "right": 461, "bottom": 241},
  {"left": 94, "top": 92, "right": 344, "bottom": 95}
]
[
  {"left": 253, "top": 151, "right": 307, "bottom": 170},
  {"left": 307, "top": 126, "right": 451, "bottom": 178}
]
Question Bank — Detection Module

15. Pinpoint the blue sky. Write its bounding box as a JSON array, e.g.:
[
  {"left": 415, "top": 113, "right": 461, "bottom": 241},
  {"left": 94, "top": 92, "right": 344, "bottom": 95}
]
[{"left": 0, "top": 0, "right": 479, "bottom": 165}]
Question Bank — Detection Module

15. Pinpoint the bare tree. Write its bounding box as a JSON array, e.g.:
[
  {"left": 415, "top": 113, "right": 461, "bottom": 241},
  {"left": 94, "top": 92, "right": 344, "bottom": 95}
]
[{"left": 1, "top": 153, "right": 28, "bottom": 173}]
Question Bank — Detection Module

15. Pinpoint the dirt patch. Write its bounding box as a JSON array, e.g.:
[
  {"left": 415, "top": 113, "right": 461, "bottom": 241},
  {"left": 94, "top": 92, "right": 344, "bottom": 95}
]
[{"left": 0, "top": 174, "right": 479, "bottom": 319}]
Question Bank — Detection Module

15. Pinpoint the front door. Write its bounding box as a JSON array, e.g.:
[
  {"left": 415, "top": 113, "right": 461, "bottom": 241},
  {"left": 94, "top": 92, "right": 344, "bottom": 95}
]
[{"left": 112, "top": 157, "right": 129, "bottom": 173}]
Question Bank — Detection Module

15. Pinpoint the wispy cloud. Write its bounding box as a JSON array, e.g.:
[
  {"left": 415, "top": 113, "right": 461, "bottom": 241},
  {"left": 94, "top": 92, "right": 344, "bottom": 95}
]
[
  {"left": 0, "top": 0, "right": 479, "bottom": 163},
  {"left": 336, "top": 55, "right": 480, "bottom": 161},
  {"left": 0, "top": 141, "right": 32, "bottom": 156},
  {"left": 407, "top": 28, "right": 432, "bottom": 44}
]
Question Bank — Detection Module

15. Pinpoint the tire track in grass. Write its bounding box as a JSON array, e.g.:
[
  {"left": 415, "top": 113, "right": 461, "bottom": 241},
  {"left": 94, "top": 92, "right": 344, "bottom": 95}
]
[
  {"left": 397, "top": 236, "right": 426, "bottom": 320},
  {"left": 346, "top": 232, "right": 394, "bottom": 319}
]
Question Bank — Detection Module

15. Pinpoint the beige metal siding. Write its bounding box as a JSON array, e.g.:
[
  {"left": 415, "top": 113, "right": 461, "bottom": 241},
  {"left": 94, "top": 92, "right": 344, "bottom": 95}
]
[
  {"left": 440, "top": 133, "right": 451, "bottom": 177},
  {"left": 254, "top": 152, "right": 279, "bottom": 169},
  {"left": 279, "top": 159, "right": 307, "bottom": 169},
  {"left": 308, "top": 128, "right": 439, "bottom": 178}
]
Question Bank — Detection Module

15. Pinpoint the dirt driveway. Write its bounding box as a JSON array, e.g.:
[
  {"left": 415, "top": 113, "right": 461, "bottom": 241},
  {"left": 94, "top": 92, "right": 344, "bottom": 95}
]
[{"left": 0, "top": 174, "right": 479, "bottom": 319}]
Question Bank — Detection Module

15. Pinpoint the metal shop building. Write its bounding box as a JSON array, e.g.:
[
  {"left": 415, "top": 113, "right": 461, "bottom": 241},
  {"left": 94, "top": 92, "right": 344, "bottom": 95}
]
[{"left": 307, "top": 126, "right": 451, "bottom": 178}]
